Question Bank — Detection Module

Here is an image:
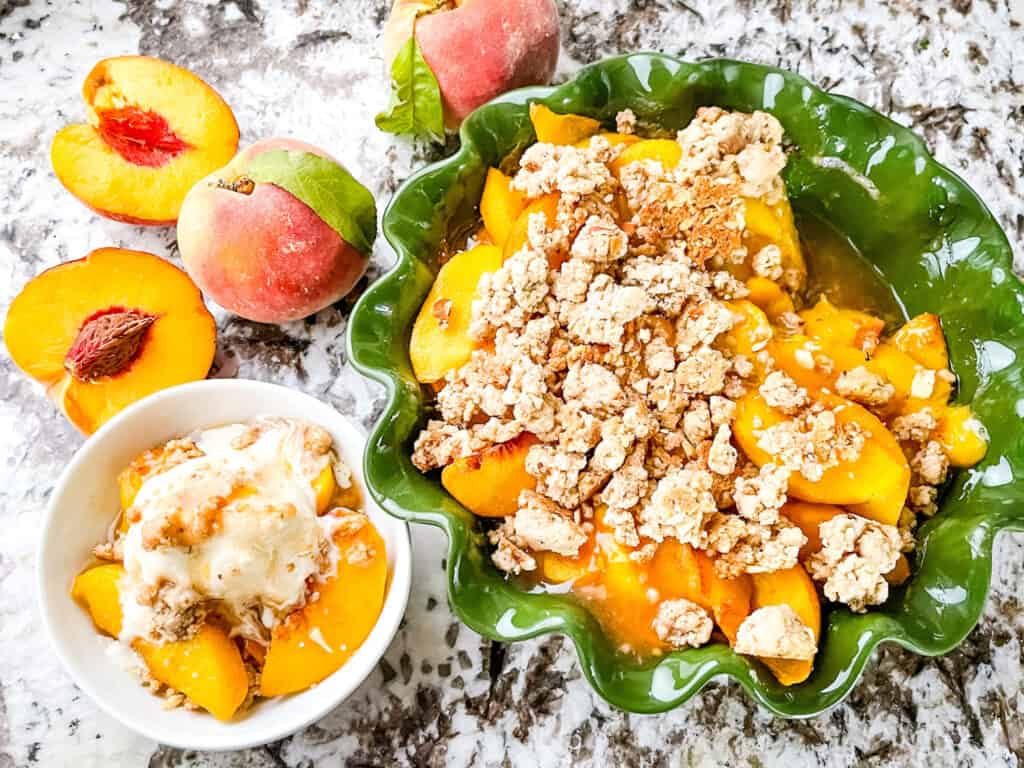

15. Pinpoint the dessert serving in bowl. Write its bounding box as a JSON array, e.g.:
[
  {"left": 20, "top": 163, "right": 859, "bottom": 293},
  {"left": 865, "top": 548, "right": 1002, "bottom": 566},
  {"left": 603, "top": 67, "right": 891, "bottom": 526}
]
[
  {"left": 348, "top": 53, "right": 1023, "bottom": 715},
  {"left": 38, "top": 379, "right": 412, "bottom": 750}
]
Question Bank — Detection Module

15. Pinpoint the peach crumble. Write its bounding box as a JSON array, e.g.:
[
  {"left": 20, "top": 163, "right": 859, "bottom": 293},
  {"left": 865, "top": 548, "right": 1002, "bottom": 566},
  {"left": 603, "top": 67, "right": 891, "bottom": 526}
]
[
  {"left": 71, "top": 417, "right": 387, "bottom": 720},
  {"left": 408, "top": 105, "right": 988, "bottom": 684}
]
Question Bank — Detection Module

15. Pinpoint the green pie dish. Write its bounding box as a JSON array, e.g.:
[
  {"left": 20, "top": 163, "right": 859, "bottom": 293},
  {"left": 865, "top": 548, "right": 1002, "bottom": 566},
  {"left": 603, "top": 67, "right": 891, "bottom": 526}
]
[{"left": 348, "top": 53, "right": 1023, "bottom": 716}]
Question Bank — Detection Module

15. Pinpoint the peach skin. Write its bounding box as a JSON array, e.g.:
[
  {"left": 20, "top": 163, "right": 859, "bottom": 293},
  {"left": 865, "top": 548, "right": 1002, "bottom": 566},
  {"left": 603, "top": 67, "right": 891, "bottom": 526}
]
[
  {"left": 51, "top": 56, "right": 239, "bottom": 224},
  {"left": 177, "top": 138, "right": 376, "bottom": 323},
  {"left": 383, "top": 0, "right": 560, "bottom": 126}
]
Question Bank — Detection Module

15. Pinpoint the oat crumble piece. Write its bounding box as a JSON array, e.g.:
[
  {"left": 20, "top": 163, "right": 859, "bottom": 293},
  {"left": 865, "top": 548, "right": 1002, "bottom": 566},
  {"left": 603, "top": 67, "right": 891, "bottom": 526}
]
[
  {"left": 616, "top": 108, "right": 637, "bottom": 134},
  {"left": 910, "top": 368, "right": 936, "bottom": 400},
  {"left": 835, "top": 366, "right": 895, "bottom": 407},
  {"left": 806, "top": 514, "right": 902, "bottom": 612},
  {"left": 751, "top": 244, "right": 784, "bottom": 281},
  {"left": 489, "top": 520, "right": 537, "bottom": 575},
  {"left": 732, "top": 462, "right": 788, "bottom": 525},
  {"left": 652, "top": 598, "right": 714, "bottom": 648},
  {"left": 755, "top": 405, "right": 865, "bottom": 482},
  {"left": 733, "top": 605, "right": 817, "bottom": 660},
  {"left": 911, "top": 440, "right": 949, "bottom": 485},
  {"left": 704, "top": 513, "right": 805, "bottom": 578},
  {"left": 759, "top": 370, "right": 808, "bottom": 414},
  {"left": 637, "top": 466, "right": 718, "bottom": 545},
  {"left": 908, "top": 484, "right": 939, "bottom": 516},
  {"left": 513, "top": 490, "right": 588, "bottom": 557},
  {"left": 707, "top": 424, "right": 739, "bottom": 475},
  {"left": 891, "top": 408, "right": 937, "bottom": 443}
]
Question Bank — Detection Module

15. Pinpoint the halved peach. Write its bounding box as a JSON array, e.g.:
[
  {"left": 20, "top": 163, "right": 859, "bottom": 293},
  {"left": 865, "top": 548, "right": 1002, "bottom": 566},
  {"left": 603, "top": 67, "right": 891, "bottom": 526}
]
[
  {"left": 529, "top": 103, "right": 601, "bottom": 145},
  {"left": 4, "top": 248, "right": 216, "bottom": 434},
  {"left": 480, "top": 168, "right": 526, "bottom": 247},
  {"left": 409, "top": 243, "right": 503, "bottom": 383},
  {"left": 441, "top": 432, "right": 538, "bottom": 517},
  {"left": 733, "top": 391, "right": 910, "bottom": 525},
  {"left": 749, "top": 564, "right": 820, "bottom": 685},
  {"left": 51, "top": 56, "right": 239, "bottom": 224},
  {"left": 260, "top": 517, "right": 388, "bottom": 696}
]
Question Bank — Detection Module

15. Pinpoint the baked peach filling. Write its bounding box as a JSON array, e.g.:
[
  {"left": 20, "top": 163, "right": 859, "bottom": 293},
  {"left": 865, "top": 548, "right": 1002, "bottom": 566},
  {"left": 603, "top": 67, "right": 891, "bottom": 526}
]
[
  {"left": 409, "top": 105, "right": 987, "bottom": 684},
  {"left": 71, "top": 417, "right": 386, "bottom": 720}
]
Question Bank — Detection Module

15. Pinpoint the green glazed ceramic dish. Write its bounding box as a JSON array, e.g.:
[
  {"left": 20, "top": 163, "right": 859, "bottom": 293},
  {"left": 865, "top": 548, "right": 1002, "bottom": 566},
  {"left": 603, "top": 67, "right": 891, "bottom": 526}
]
[{"left": 348, "top": 53, "right": 1023, "bottom": 716}]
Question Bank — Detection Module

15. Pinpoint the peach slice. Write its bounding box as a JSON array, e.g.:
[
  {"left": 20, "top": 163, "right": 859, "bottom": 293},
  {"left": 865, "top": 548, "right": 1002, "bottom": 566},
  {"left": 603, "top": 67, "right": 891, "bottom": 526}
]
[
  {"left": 749, "top": 565, "right": 820, "bottom": 685},
  {"left": 71, "top": 563, "right": 125, "bottom": 637},
  {"left": 178, "top": 138, "right": 376, "bottom": 323},
  {"left": 480, "top": 168, "right": 527, "bottom": 247},
  {"left": 780, "top": 501, "right": 842, "bottom": 559},
  {"left": 891, "top": 313, "right": 949, "bottom": 371},
  {"left": 743, "top": 195, "right": 805, "bottom": 287},
  {"left": 137, "top": 625, "right": 249, "bottom": 721},
  {"left": 503, "top": 193, "right": 562, "bottom": 264},
  {"left": 733, "top": 391, "right": 910, "bottom": 525},
  {"left": 441, "top": 432, "right": 538, "bottom": 517},
  {"left": 745, "top": 276, "right": 795, "bottom": 321},
  {"left": 312, "top": 463, "right": 337, "bottom": 514},
  {"left": 800, "top": 297, "right": 884, "bottom": 352},
  {"left": 410, "top": 243, "right": 503, "bottom": 383},
  {"left": 649, "top": 539, "right": 705, "bottom": 606},
  {"left": 51, "top": 57, "right": 239, "bottom": 224},
  {"left": 4, "top": 248, "right": 216, "bottom": 434},
  {"left": 260, "top": 518, "right": 388, "bottom": 696},
  {"left": 694, "top": 550, "right": 753, "bottom": 644},
  {"left": 529, "top": 103, "right": 601, "bottom": 146},
  {"left": 610, "top": 139, "right": 682, "bottom": 176},
  {"left": 934, "top": 405, "right": 988, "bottom": 467},
  {"left": 719, "top": 299, "right": 773, "bottom": 363},
  {"left": 73, "top": 563, "right": 249, "bottom": 720}
]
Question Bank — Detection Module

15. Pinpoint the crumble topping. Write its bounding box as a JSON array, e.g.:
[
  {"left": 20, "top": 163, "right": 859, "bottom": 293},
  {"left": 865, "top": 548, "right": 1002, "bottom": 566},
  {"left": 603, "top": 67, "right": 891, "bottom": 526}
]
[
  {"left": 755, "top": 404, "right": 865, "bottom": 482},
  {"left": 733, "top": 605, "right": 817, "bottom": 660},
  {"left": 835, "top": 366, "right": 895, "bottom": 407},
  {"left": 806, "top": 514, "right": 902, "bottom": 612},
  {"left": 652, "top": 598, "right": 714, "bottom": 648}
]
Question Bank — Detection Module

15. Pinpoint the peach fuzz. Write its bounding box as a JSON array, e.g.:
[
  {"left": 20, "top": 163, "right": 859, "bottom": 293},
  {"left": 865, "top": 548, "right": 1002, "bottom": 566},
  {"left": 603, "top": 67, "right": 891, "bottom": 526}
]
[
  {"left": 177, "top": 138, "right": 369, "bottom": 324},
  {"left": 51, "top": 56, "right": 239, "bottom": 225},
  {"left": 384, "top": 0, "right": 560, "bottom": 124}
]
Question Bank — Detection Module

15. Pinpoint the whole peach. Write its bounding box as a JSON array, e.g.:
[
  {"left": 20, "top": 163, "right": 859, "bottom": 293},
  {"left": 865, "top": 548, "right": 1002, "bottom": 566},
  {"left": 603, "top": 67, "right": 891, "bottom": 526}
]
[
  {"left": 177, "top": 139, "right": 371, "bottom": 324},
  {"left": 383, "top": 0, "right": 560, "bottom": 125}
]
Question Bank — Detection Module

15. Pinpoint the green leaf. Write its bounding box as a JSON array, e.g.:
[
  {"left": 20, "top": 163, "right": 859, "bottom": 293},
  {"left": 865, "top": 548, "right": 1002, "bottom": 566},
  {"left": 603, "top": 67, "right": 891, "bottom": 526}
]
[
  {"left": 246, "top": 150, "right": 377, "bottom": 255},
  {"left": 375, "top": 36, "right": 445, "bottom": 142}
]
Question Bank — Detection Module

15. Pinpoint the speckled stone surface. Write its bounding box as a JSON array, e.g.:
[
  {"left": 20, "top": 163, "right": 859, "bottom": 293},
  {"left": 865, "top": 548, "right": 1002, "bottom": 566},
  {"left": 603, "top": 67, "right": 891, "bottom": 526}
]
[{"left": 1, "top": 1, "right": 1023, "bottom": 765}]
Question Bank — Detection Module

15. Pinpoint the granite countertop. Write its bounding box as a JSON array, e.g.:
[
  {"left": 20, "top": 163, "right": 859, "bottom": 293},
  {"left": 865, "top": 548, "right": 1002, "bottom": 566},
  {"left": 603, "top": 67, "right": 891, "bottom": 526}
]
[{"left": 1, "top": 1, "right": 1022, "bottom": 765}]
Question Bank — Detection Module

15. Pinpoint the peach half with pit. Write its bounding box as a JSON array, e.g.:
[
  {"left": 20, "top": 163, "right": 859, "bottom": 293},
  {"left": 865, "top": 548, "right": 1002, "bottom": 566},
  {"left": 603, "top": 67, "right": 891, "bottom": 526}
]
[
  {"left": 177, "top": 139, "right": 377, "bottom": 324},
  {"left": 51, "top": 56, "right": 239, "bottom": 225},
  {"left": 381, "top": 0, "right": 560, "bottom": 128},
  {"left": 4, "top": 248, "right": 216, "bottom": 434}
]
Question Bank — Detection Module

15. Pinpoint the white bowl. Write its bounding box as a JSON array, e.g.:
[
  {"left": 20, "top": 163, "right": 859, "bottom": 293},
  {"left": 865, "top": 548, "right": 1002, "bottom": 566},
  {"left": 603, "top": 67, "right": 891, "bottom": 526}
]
[{"left": 37, "top": 379, "right": 412, "bottom": 751}]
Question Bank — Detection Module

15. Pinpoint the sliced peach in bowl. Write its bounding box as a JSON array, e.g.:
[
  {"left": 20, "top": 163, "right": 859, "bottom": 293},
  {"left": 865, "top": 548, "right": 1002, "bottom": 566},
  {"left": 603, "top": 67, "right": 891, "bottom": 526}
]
[
  {"left": 441, "top": 432, "right": 538, "bottom": 517},
  {"left": 51, "top": 56, "right": 239, "bottom": 225},
  {"left": 748, "top": 565, "right": 821, "bottom": 685},
  {"left": 4, "top": 248, "right": 216, "bottom": 434},
  {"left": 733, "top": 391, "right": 910, "bottom": 525},
  {"left": 409, "top": 243, "right": 503, "bottom": 382}
]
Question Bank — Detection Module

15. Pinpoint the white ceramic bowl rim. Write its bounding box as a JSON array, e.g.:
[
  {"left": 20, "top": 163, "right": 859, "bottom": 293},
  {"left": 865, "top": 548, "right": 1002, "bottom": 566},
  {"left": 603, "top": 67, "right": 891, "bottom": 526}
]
[{"left": 37, "top": 379, "right": 412, "bottom": 751}]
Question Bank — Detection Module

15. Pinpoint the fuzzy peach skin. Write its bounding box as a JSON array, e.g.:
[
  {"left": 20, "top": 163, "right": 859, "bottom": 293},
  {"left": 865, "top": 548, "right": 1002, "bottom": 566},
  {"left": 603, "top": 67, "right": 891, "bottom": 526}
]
[
  {"left": 177, "top": 138, "right": 368, "bottom": 324},
  {"left": 383, "top": 0, "right": 560, "bottom": 125}
]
